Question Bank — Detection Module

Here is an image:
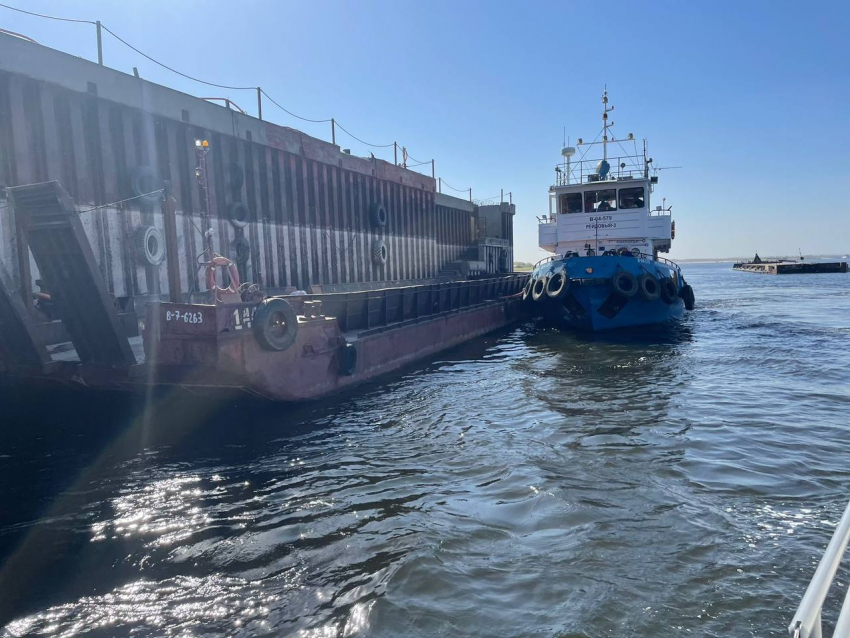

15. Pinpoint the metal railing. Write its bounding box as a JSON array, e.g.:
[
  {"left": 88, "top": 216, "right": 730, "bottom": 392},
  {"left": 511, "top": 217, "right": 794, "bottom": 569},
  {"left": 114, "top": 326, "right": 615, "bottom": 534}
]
[
  {"left": 789, "top": 499, "right": 850, "bottom": 637},
  {"left": 532, "top": 252, "right": 679, "bottom": 272},
  {"left": 648, "top": 207, "right": 673, "bottom": 217},
  {"left": 554, "top": 154, "right": 646, "bottom": 187}
]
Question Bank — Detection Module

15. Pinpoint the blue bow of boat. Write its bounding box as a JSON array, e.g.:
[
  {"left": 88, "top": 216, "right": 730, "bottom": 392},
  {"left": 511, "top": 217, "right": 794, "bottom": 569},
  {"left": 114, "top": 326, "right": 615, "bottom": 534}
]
[{"left": 525, "top": 254, "right": 694, "bottom": 331}]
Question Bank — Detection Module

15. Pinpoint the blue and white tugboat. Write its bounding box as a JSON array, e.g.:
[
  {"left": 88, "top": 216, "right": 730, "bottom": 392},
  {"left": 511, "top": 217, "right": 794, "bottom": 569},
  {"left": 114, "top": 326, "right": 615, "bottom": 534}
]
[{"left": 527, "top": 90, "right": 695, "bottom": 330}]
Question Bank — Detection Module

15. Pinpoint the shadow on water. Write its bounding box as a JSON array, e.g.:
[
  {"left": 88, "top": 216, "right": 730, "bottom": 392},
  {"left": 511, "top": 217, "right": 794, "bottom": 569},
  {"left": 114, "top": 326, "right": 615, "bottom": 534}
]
[
  {"left": 0, "top": 324, "right": 532, "bottom": 626},
  {"left": 0, "top": 381, "right": 346, "bottom": 624}
]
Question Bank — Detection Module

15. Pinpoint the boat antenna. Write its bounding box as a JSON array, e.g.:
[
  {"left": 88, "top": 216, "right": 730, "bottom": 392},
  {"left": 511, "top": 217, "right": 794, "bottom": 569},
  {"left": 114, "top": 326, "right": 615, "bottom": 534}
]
[{"left": 602, "top": 86, "right": 614, "bottom": 162}]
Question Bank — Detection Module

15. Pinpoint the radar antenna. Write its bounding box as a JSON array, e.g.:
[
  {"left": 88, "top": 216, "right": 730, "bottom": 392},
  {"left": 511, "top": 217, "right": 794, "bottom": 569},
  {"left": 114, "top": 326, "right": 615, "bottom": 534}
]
[{"left": 561, "top": 144, "right": 576, "bottom": 184}]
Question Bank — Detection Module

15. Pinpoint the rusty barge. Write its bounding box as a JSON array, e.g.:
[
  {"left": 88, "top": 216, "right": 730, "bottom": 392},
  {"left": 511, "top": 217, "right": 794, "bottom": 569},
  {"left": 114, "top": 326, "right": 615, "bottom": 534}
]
[
  {"left": 732, "top": 254, "right": 848, "bottom": 275},
  {"left": 0, "top": 33, "right": 526, "bottom": 401}
]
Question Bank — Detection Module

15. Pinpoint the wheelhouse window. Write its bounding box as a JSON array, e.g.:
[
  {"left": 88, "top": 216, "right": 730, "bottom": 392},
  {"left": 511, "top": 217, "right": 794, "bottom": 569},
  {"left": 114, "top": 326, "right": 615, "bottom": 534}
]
[
  {"left": 558, "top": 193, "right": 583, "bottom": 214},
  {"left": 618, "top": 186, "right": 645, "bottom": 209},
  {"left": 584, "top": 189, "right": 617, "bottom": 212}
]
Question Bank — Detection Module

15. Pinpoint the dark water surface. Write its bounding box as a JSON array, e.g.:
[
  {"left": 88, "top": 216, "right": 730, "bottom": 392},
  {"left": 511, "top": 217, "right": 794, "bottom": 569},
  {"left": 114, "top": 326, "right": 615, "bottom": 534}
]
[{"left": 1, "top": 263, "right": 849, "bottom": 637}]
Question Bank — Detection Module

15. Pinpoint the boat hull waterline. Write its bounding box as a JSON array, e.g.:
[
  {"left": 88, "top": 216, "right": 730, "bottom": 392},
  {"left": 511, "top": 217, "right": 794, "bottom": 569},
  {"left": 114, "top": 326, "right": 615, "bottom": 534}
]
[{"left": 526, "top": 255, "right": 692, "bottom": 331}]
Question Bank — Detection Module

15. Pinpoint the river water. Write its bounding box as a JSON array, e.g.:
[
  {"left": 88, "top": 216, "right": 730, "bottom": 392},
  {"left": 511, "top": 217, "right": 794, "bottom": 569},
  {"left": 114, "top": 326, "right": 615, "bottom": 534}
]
[{"left": 1, "top": 262, "right": 849, "bottom": 637}]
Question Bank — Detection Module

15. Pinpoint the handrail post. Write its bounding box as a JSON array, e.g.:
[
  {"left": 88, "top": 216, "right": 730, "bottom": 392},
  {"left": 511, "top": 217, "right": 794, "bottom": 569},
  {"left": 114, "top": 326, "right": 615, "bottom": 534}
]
[
  {"left": 257, "top": 87, "right": 262, "bottom": 121},
  {"left": 96, "top": 21, "right": 103, "bottom": 65},
  {"left": 331, "top": 118, "right": 336, "bottom": 145},
  {"left": 833, "top": 586, "right": 850, "bottom": 636},
  {"left": 789, "top": 499, "right": 850, "bottom": 637}
]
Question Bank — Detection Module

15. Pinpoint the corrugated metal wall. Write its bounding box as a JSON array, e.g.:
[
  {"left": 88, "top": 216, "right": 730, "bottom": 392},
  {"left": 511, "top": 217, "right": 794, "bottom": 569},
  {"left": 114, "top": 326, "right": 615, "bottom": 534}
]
[{"left": 0, "top": 69, "right": 478, "bottom": 300}]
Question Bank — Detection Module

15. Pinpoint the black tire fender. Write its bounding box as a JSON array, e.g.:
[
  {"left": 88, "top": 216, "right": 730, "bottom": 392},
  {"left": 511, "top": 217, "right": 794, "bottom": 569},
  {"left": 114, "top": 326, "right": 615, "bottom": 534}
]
[
  {"left": 134, "top": 225, "right": 165, "bottom": 265},
  {"left": 638, "top": 273, "right": 661, "bottom": 301},
  {"left": 253, "top": 298, "right": 299, "bottom": 352},
  {"left": 371, "top": 239, "right": 387, "bottom": 265},
  {"left": 531, "top": 275, "right": 548, "bottom": 301},
  {"left": 522, "top": 277, "right": 534, "bottom": 301},
  {"left": 338, "top": 342, "right": 357, "bottom": 376},
  {"left": 680, "top": 283, "right": 696, "bottom": 310},
  {"left": 228, "top": 201, "right": 250, "bottom": 229},
  {"left": 129, "top": 166, "right": 162, "bottom": 206},
  {"left": 370, "top": 202, "right": 388, "bottom": 227},
  {"left": 612, "top": 270, "right": 638, "bottom": 298},
  {"left": 545, "top": 269, "right": 570, "bottom": 299},
  {"left": 659, "top": 277, "right": 678, "bottom": 304}
]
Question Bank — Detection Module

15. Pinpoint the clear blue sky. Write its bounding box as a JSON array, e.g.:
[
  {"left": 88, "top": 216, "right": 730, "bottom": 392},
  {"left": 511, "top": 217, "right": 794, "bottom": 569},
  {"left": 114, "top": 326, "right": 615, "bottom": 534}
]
[{"left": 3, "top": 0, "right": 848, "bottom": 261}]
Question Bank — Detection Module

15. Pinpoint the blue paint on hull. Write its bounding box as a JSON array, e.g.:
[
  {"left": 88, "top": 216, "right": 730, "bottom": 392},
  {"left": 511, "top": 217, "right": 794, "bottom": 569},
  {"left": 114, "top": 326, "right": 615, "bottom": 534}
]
[{"left": 530, "top": 255, "right": 691, "bottom": 331}]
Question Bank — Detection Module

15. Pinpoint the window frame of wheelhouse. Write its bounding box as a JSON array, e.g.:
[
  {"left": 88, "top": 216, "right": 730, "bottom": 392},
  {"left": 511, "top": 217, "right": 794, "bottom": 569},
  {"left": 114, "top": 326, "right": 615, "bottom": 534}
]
[
  {"left": 555, "top": 183, "right": 649, "bottom": 216},
  {"left": 546, "top": 177, "right": 675, "bottom": 258}
]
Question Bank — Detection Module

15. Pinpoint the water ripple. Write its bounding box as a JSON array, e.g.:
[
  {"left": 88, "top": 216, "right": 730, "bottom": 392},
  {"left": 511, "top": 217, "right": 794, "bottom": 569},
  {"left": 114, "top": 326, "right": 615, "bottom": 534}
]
[{"left": 1, "top": 263, "right": 849, "bottom": 636}]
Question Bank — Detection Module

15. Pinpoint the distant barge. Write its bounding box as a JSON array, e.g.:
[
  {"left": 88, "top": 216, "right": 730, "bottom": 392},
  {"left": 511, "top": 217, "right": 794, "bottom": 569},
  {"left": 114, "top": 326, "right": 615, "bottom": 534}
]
[{"left": 733, "top": 254, "right": 848, "bottom": 274}]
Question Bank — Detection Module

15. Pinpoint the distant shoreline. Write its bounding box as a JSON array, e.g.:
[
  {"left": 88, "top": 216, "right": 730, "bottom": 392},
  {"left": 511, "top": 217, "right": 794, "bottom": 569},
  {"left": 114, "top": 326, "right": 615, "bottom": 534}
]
[
  {"left": 676, "top": 255, "right": 848, "bottom": 263},
  {"left": 514, "top": 255, "right": 848, "bottom": 268}
]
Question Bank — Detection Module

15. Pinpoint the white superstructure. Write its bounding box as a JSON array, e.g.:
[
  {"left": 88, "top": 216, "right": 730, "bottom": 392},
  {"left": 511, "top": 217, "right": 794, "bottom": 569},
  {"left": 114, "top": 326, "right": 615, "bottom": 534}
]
[{"left": 538, "top": 90, "right": 675, "bottom": 258}]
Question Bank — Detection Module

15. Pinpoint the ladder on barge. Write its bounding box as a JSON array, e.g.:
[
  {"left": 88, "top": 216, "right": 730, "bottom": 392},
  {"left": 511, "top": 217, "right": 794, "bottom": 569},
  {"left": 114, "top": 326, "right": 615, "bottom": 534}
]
[{"left": 0, "top": 181, "right": 135, "bottom": 375}]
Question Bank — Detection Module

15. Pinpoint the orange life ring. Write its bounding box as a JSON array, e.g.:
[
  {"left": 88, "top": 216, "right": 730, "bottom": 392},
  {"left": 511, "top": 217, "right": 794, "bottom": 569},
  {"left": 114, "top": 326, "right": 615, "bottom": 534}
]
[{"left": 205, "top": 255, "right": 240, "bottom": 294}]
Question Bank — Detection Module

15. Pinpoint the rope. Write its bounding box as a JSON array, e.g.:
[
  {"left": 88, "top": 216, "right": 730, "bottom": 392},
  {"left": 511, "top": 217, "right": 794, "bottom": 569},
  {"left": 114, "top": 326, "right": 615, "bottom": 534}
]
[
  {"left": 76, "top": 189, "right": 164, "bottom": 213},
  {"left": 260, "top": 89, "right": 331, "bottom": 124},
  {"left": 0, "top": 189, "right": 164, "bottom": 215},
  {"left": 334, "top": 121, "right": 394, "bottom": 148},
  {"left": 0, "top": 2, "right": 95, "bottom": 24},
  {"left": 99, "top": 25, "right": 255, "bottom": 90},
  {"left": 405, "top": 150, "right": 429, "bottom": 165},
  {"left": 440, "top": 179, "right": 469, "bottom": 193}
]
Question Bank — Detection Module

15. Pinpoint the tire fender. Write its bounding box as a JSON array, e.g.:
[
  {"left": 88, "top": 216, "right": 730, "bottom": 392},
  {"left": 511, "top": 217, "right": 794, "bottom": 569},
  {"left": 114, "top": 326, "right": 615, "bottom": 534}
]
[
  {"left": 129, "top": 166, "right": 163, "bottom": 206},
  {"left": 545, "top": 269, "right": 570, "bottom": 299},
  {"left": 371, "top": 239, "right": 387, "bottom": 265},
  {"left": 253, "top": 298, "right": 299, "bottom": 352},
  {"left": 228, "top": 201, "right": 250, "bottom": 228},
  {"left": 370, "top": 202, "right": 388, "bottom": 227},
  {"left": 659, "top": 276, "right": 678, "bottom": 304},
  {"left": 338, "top": 342, "right": 358, "bottom": 376},
  {"left": 612, "top": 270, "right": 638, "bottom": 298},
  {"left": 134, "top": 225, "right": 165, "bottom": 265},
  {"left": 531, "top": 275, "right": 548, "bottom": 301},
  {"left": 638, "top": 273, "right": 661, "bottom": 301}
]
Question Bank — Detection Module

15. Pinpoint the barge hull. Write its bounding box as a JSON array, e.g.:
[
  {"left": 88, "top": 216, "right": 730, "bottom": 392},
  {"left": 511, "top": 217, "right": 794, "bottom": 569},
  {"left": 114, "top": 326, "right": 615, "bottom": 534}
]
[
  {"left": 733, "top": 261, "right": 848, "bottom": 274},
  {"left": 142, "top": 297, "right": 524, "bottom": 401}
]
